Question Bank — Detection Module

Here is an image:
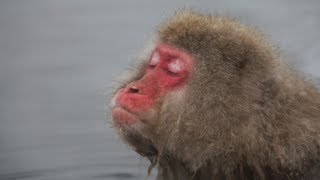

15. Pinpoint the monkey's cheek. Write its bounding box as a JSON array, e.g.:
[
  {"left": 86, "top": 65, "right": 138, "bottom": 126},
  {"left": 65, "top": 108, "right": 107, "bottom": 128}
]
[{"left": 112, "top": 107, "right": 139, "bottom": 125}]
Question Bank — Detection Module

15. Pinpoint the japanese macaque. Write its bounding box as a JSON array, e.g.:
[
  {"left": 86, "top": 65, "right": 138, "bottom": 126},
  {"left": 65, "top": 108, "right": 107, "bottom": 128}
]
[{"left": 109, "top": 11, "right": 320, "bottom": 179}]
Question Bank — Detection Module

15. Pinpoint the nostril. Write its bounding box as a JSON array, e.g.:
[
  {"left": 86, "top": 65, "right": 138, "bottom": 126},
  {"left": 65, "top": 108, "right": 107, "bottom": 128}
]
[{"left": 128, "top": 86, "right": 140, "bottom": 93}]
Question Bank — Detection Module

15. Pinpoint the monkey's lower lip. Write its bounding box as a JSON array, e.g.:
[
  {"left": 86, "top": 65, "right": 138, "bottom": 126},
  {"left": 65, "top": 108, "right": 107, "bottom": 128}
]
[{"left": 112, "top": 107, "right": 139, "bottom": 125}]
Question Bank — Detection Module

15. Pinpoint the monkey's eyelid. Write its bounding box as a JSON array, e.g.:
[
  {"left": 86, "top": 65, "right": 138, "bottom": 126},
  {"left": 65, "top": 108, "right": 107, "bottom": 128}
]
[
  {"left": 168, "top": 58, "right": 184, "bottom": 73},
  {"left": 149, "top": 51, "right": 160, "bottom": 66},
  {"left": 163, "top": 68, "right": 180, "bottom": 76}
]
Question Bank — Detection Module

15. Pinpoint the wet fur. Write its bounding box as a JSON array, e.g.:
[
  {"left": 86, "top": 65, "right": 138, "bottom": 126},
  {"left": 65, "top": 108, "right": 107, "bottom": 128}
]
[{"left": 111, "top": 10, "right": 320, "bottom": 179}]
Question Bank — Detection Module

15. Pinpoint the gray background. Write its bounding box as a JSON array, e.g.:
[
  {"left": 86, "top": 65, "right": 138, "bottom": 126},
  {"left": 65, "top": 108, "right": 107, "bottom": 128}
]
[{"left": 0, "top": 1, "right": 319, "bottom": 180}]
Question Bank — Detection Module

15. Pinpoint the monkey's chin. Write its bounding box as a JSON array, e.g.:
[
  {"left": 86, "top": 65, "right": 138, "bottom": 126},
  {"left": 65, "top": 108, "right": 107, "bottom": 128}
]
[{"left": 112, "top": 107, "right": 139, "bottom": 125}]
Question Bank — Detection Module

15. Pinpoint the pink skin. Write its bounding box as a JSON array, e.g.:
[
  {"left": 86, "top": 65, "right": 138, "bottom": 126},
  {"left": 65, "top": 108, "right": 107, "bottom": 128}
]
[{"left": 112, "top": 44, "right": 194, "bottom": 125}]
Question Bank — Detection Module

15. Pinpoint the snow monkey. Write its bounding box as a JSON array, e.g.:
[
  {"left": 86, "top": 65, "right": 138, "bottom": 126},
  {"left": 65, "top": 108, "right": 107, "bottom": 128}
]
[{"left": 110, "top": 11, "right": 320, "bottom": 179}]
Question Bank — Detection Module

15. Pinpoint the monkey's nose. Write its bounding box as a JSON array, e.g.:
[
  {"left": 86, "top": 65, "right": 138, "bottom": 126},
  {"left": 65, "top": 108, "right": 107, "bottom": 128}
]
[{"left": 128, "top": 86, "right": 140, "bottom": 94}]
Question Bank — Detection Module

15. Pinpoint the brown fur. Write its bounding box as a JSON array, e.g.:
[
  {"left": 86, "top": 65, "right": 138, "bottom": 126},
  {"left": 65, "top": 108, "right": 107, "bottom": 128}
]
[{"left": 110, "top": 10, "right": 320, "bottom": 179}]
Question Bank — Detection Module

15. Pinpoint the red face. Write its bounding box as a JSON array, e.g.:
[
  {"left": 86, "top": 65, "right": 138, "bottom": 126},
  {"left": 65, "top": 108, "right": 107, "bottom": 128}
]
[{"left": 112, "top": 44, "right": 194, "bottom": 125}]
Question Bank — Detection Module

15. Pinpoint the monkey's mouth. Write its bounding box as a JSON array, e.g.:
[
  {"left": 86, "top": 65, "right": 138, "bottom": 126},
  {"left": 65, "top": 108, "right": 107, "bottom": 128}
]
[{"left": 112, "top": 106, "right": 139, "bottom": 125}]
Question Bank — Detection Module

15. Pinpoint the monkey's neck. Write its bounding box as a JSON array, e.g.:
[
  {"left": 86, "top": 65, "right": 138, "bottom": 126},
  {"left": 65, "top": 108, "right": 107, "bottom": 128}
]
[{"left": 154, "top": 155, "right": 318, "bottom": 180}]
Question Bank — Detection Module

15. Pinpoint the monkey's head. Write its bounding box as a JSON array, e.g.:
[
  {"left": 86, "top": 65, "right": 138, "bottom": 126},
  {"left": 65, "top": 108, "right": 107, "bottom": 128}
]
[{"left": 110, "top": 11, "right": 289, "bottom": 171}]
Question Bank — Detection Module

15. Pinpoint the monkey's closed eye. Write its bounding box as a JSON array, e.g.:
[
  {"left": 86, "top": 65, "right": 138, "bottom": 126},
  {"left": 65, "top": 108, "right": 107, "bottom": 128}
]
[
  {"left": 166, "top": 58, "right": 184, "bottom": 76},
  {"left": 163, "top": 68, "right": 180, "bottom": 77}
]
